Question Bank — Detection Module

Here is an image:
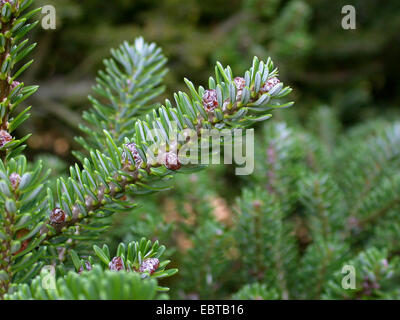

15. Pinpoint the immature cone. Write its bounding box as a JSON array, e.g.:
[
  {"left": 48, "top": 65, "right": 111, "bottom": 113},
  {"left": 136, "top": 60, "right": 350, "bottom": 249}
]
[
  {"left": 347, "top": 216, "right": 361, "bottom": 233},
  {"left": 0, "top": 0, "right": 19, "bottom": 11},
  {"left": 10, "top": 80, "right": 21, "bottom": 91},
  {"left": 0, "top": 130, "right": 12, "bottom": 148},
  {"left": 252, "top": 200, "right": 262, "bottom": 210},
  {"left": 139, "top": 258, "right": 159, "bottom": 274},
  {"left": 78, "top": 261, "right": 92, "bottom": 274},
  {"left": 109, "top": 256, "right": 124, "bottom": 271},
  {"left": 163, "top": 152, "right": 181, "bottom": 171},
  {"left": 202, "top": 89, "right": 219, "bottom": 112},
  {"left": 362, "top": 276, "right": 380, "bottom": 296},
  {"left": 234, "top": 77, "right": 246, "bottom": 90},
  {"left": 234, "top": 77, "right": 246, "bottom": 102},
  {"left": 260, "top": 77, "right": 280, "bottom": 94},
  {"left": 50, "top": 208, "right": 66, "bottom": 225},
  {"left": 9, "top": 172, "right": 21, "bottom": 189},
  {"left": 122, "top": 142, "right": 142, "bottom": 168}
]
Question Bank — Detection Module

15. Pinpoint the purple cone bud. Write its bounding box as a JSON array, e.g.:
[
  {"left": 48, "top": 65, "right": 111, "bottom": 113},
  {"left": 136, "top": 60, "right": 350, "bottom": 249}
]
[
  {"left": 50, "top": 208, "right": 65, "bottom": 225},
  {"left": 9, "top": 172, "right": 21, "bottom": 189},
  {"left": 0, "top": 130, "right": 12, "bottom": 148},
  {"left": 260, "top": 77, "right": 280, "bottom": 94},
  {"left": 122, "top": 142, "right": 142, "bottom": 168},
  {"left": 139, "top": 258, "right": 159, "bottom": 274},
  {"left": 109, "top": 256, "right": 124, "bottom": 271},
  {"left": 234, "top": 77, "right": 246, "bottom": 91},
  {"left": 163, "top": 152, "right": 181, "bottom": 171},
  {"left": 78, "top": 261, "right": 92, "bottom": 274},
  {"left": 202, "top": 89, "right": 219, "bottom": 112}
]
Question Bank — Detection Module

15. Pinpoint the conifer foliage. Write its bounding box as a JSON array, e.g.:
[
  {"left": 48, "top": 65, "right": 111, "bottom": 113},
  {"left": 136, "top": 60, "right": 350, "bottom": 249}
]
[
  {"left": 0, "top": 0, "right": 293, "bottom": 299},
  {"left": 1, "top": 1, "right": 398, "bottom": 301}
]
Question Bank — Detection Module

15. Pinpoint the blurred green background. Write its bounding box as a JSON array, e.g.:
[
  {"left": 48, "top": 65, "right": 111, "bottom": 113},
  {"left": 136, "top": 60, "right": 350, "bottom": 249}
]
[{"left": 19, "top": 0, "right": 400, "bottom": 164}]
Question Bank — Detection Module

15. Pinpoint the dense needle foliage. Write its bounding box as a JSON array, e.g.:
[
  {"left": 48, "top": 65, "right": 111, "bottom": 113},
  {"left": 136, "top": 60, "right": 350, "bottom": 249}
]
[{"left": 1, "top": 0, "right": 400, "bottom": 300}]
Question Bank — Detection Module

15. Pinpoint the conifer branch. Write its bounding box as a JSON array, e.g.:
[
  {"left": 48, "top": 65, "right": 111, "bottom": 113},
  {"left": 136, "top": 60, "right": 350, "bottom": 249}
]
[
  {"left": 75, "top": 37, "right": 168, "bottom": 159},
  {"left": 38, "top": 55, "right": 293, "bottom": 243},
  {"left": 0, "top": 0, "right": 41, "bottom": 299}
]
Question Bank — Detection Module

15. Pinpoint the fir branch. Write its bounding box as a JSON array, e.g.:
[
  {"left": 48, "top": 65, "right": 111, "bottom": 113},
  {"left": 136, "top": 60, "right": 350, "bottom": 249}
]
[
  {"left": 234, "top": 188, "right": 296, "bottom": 298},
  {"left": 0, "top": 0, "right": 42, "bottom": 299},
  {"left": 323, "top": 248, "right": 399, "bottom": 299},
  {"left": 0, "top": 156, "right": 49, "bottom": 298},
  {"left": 36, "top": 56, "right": 293, "bottom": 244},
  {"left": 5, "top": 265, "right": 163, "bottom": 300},
  {"left": 337, "top": 123, "right": 400, "bottom": 217},
  {"left": 0, "top": 0, "right": 39, "bottom": 161},
  {"left": 75, "top": 37, "right": 168, "bottom": 159}
]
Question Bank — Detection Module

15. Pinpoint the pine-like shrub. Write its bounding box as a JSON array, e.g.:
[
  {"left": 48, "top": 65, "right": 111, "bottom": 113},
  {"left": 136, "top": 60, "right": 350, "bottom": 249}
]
[
  {"left": 0, "top": 0, "right": 293, "bottom": 300},
  {"left": 1, "top": 1, "right": 399, "bottom": 301}
]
